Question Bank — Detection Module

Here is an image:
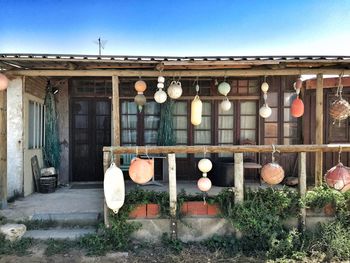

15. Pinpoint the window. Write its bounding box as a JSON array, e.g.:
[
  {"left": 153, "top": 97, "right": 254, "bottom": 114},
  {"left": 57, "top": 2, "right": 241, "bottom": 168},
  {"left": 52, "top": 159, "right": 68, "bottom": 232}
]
[
  {"left": 240, "top": 101, "right": 257, "bottom": 142},
  {"left": 283, "top": 92, "right": 299, "bottom": 145},
  {"left": 144, "top": 102, "right": 160, "bottom": 145},
  {"left": 173, "top": 101, "right": 188, "bottom": 157},
  {"left": 218, "top": 102, "right": 234, "bottom": 157},
  {"left": 28, "top": 100, "right": 45, "bottom": 149},
  {"left": 264, "top": 92, "right": 279, "bottom": 145},
  {"left": 194, "top": 101, "right": 212, "bottom": 157},
  {"left": 121, "top": 101, "right": 138, "bottom": 146}
]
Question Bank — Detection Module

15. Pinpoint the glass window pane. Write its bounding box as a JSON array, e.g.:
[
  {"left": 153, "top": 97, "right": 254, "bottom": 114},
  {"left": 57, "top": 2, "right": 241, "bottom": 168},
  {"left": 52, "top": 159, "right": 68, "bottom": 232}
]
[
  {"left": 175, "top": 130, "right": 188, "bottom": 144},
  {"left": 264, "top": 108, "right": 278, "bottom": 122},
  {"left": 122, "top": 130, "right": 137, "bottom": 143},
  {"left": 28, "top": 101, "right": 34, "bottom": 148},
  {"left": 144, "top": 102, "right": 160, "bottom": 115},
  {"left": 96, "top": 116, "right": 111, "bottom": 130},
  {"left": 122, "top": 101, "right": 137, "bottom": 114},
  {"left": 240, "top": 116, "right": 256, "bottom": 129},
  {"left": 218, "top": 130, "right": 233, "bottom": 143},
  {"left": 96, "top": 101, "right": 110, "bottom": 115},
  {"left": 265, "top": 123, "right": 278, "bottom": 137},
  {"left": 284, "top": 93, "right": 297, "bottom": 107},
  {"left": 202, "top": 102, "right": 211, "bottom": 115},
  {"left": 284, "top": 108, "right": 297, "bottom": 122},
  {"left": 194, "top": 131, "right": 211, "bottom": 144},
  {"left": 266, "top": 92, "right": 278, "bottom": 107},
  {"left": 194, "top": 116, "right": 211, "bottom": 129},
  {"left": 218, "top": 116, "right": 234, "bottom": 129},
  {"left": 144, "top": 130, "right": 158, "bottom": 144},
  {"left": 173, "top": 116, "right": 187, "bottom": 129},
  {"left": 264, "top": 138, "right": 278, "bottom": 145},
  {"left": 284, "top": 123, "right": 298, "bottom": 137},
  {"left": 241, "top": 101, "right": 256, "bottom": 114},
  {"left": 73, "top": 101, "right": 88, "bottom": 114},
  {"left": 121, "top": 115, "right": 137, "bottom": 129},
  {"left": 144, "top": 116, "right": 160, "bottom": 129},
  {"left": 173, "top": 102, "right": 187, "bottom": 115},
  {"left": 241, "top": 130, "right": 256, "bottom": 142},
  {"left": 284, "top": 138, "right": 299, "bottom": 145},
  {"left": 75, "top": 116, "right": 88, "bottom": 129}
]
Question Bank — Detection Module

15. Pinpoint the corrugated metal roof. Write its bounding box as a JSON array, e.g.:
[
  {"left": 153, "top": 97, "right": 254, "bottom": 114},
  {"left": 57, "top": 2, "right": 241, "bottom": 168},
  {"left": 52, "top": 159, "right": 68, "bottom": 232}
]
[{"left": 1, "top": 53, "right": 350, "bottom": 71}]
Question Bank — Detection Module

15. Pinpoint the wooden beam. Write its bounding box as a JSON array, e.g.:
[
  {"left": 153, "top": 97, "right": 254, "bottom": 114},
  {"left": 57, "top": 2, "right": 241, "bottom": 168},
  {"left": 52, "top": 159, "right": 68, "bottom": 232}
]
[
  {"left": 315, "top": 74, "right": 324, "bottom": 186},
  {"left": 103, "top": 144, "right": 350, "bottom": 154},
  {"left": 119, "top": 95, "right": 261, "bottom": 101},
  {"left": 168, "top": 154, "right": 177, "bottom": 217},
  {"left": 112, "top": 76, "right": 120, "bottom": 166},
  {"left": 234, "top": 153, "right": 244, "bottom": 204},
  {"left": 6, "top": 68, "right": 350, "bottom": 77},
  {"left": 103, "top": 151, "right": 111, "bottom": 228},
  {"left": 0, "top": 90, "right": 7, "bottom": 209},
  {"left": 298, "top": 152, "right": 307, "bottom": 230},
  {"left": 306, "top": 77, "right": 350, "bottom": 90}
]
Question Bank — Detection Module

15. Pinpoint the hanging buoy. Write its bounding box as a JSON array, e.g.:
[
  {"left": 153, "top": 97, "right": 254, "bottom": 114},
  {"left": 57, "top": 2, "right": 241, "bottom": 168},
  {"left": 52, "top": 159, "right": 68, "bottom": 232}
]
[
  {"left": 325, "top": 162, "right": 350, "bottom": 190},
  {"left": 191, "top": 95, "right": 202, "bottom": 125},
  {"left": 261, "top": 162, "right": 285, "bottom": 185},
  {"left": 167, "top": 80, "right": 182, "bottom": 99},
  {"left": 329, "top": 99, "right": 350, "bottom": 122},
  {"left": 291, "top": 97, "right": 304, "bottom": 117},
  {"left": 104, "top": 163, "right": 125, "bottom": 214},
  {"left": 197, "top": 177, "right": 212, "bottom": 192},
  {"left": 218, "top": 81, "right": 231, "bottom": 96},
  {"left": 220, "top": 98, "right": 231, "bottom": 111},
  {"left": 259, "top": 104, "right": 272, "bottom": 118},
  {"left": 134, "top": 80, "right": 147, "bottom": 92},
  {"left": 261, "top": 81, "right": 269, "bottom": 93},
  {"left": 198, "top": 158, "right": 213, "bottom": 175},
  {"left": 0, "top": 73, "right": 9, "bottom": 91},
  {"left": 129, "top": 158, "right": 154, "bottom": 184}
]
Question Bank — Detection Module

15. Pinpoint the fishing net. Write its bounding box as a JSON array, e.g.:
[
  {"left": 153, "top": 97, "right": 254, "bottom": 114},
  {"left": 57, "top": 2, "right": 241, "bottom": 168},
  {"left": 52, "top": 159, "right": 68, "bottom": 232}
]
[
  {"left": 157, "top": 100, "right": 176, "bottom": 146},
  {"left": 43, "top": 82, "right": 60, "bottom": 169}
]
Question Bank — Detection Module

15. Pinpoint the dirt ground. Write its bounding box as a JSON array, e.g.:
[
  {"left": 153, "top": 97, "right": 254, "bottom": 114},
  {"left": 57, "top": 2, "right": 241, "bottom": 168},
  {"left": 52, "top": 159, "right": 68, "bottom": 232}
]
[{"left": 0, "top": 243, "right": 263, "bottom": 263}]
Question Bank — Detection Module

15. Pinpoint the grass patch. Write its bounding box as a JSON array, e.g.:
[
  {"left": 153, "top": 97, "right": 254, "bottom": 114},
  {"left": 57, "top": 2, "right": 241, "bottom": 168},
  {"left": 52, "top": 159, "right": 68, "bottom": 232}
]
[
  {"left": 0, "top": 234, "right": 33, "bottom": 256},
  {"left": 44, "top": 239, "right": 79, "bottom": 256}
]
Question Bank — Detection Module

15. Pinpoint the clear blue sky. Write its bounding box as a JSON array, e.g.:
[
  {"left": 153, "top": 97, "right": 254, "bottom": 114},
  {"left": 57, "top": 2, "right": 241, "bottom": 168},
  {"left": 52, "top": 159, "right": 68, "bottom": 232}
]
[{"left": 1, "top": 0, "right": 349, "bottom": 56}]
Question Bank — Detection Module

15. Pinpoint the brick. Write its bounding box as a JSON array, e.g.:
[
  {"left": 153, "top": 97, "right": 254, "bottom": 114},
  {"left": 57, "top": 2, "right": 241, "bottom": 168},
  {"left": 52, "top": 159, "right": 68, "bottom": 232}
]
[{"left": 129, "top": 204, "right": 147, "bottom": 219}]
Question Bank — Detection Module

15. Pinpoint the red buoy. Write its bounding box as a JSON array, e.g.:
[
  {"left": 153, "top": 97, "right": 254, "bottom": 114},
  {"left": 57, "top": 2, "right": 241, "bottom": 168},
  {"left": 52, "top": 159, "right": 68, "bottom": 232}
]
[
  {"left": 291, "top": 97, "right": 304, "bottom": 118},
  {"left": 325, "top": 162, "right": 350, "bottom": 190}
]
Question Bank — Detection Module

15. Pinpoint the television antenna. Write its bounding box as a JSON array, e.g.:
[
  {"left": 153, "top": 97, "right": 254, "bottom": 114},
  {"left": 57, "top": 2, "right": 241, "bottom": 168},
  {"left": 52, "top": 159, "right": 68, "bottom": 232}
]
[{"left": 94, "top": 37, "right": 108, "bottom": 56}]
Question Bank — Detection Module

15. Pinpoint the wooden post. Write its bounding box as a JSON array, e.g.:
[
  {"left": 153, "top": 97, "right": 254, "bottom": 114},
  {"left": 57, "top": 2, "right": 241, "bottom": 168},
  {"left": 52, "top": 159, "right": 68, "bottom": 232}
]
[
  {"left": 298, "top": 152, "right": 307, "bottom": 230},
  {"left": 0, "top": 90, "right": 7, "bottom": 209},
  {"left": 103, "top": 151, "right": 111, "bottom": 228},
  {"left": 168, "top": 153, "right": 177, "bottom": 216},
  {"left": 315, "top": 74, "right": 323, "bottom": 186},
  {"left": 112, "top": 76, "right": 120, "bottom": 166},
  {"left": 234, "top": 153, "right": 244, "bottom": 204},
  {"left": 168, "top": 153, "right": 177, "bottom": 238}
]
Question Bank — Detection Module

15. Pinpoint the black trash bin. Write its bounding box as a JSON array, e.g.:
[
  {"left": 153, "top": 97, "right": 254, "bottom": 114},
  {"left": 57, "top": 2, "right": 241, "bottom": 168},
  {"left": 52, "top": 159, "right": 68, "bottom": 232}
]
[{"left": 209, "top": 160, "right": 235, "bottom": 187}]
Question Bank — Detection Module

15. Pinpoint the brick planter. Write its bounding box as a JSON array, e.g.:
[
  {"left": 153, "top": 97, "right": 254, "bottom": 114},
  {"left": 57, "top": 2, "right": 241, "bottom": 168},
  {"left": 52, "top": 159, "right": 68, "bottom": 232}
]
[
  {"left": 129, "top": 202, "right": 221, "bottom": 218},
  {"left": 306, "top": 203, "right": 336, "bottom": 217},
  {"left": 129, "top": 204, "right": 147, "bottom": 218},
  {"left": 146, "top": 204, "right": 160, "bottom": 218}
]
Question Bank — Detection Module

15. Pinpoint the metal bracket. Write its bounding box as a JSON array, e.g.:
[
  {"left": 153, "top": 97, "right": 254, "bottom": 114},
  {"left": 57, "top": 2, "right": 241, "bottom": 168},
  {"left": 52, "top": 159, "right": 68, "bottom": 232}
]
[{"left": 170, "top": 217, "right": 177, "bottom": 239}]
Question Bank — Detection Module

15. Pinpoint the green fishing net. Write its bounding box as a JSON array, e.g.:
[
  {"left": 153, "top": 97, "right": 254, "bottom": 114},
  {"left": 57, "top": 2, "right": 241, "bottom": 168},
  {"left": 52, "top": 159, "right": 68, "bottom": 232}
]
[
  {"left": 43, "top": 83, "right": 60, "bottom": 169},
  {"left": 157, "top": 100, "right": 176, "bottom": 146}
]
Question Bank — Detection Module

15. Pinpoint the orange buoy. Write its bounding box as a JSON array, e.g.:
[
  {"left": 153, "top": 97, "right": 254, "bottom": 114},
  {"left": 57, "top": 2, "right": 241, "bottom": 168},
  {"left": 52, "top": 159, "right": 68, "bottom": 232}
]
[
  {"left": 261, "top": 162, "right": 285, "bottom": 185},
  {"left": 291, "top": 97, "right": 304, "bottom": 118},
  {"left": 129, "top": 158, "right": 154, "bottom": 184},
  {"left": 325, "top": 162, "right": 350, "bottom": 190},
  {"left": 197, "top": 177, "right": 212, "bottom": 192}
]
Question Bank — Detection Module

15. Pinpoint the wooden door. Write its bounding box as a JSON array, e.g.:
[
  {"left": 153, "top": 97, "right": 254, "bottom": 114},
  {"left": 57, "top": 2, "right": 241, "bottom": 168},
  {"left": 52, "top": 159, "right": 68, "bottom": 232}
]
[{"left": 71, "top": 98, "right": 111, "bottom": 181}]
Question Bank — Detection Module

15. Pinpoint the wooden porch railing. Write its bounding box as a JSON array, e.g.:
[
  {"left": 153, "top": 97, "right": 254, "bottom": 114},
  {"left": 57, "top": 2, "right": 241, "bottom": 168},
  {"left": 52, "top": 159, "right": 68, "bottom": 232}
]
[{"left": 102, "top": 144, "right": 350, "bottom": 229}]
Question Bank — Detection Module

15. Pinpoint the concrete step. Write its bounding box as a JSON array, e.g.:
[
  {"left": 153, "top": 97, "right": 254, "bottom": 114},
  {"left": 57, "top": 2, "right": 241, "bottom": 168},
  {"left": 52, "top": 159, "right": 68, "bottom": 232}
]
[
  {"left": 24, "top": 228, "right": 96, "bottom": 240},
  {"left": 31, "top": 212, "right": 101, "bottom": 226}
]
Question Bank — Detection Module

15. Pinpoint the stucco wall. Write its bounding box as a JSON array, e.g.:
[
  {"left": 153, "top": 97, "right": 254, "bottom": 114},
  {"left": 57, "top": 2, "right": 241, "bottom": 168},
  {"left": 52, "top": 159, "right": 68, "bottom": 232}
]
[
  {"left": 55, "top": 80, "right": 69, "bottom": 184},
  {"left": 7, "top": 77, "right": 24, "bottom": 198}
]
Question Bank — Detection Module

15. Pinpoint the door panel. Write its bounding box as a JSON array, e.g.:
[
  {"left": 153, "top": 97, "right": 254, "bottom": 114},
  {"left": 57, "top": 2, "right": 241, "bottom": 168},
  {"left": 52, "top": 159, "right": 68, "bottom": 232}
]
[{"left": 71, "top": 99, "right": 111, "bottom": 181}]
